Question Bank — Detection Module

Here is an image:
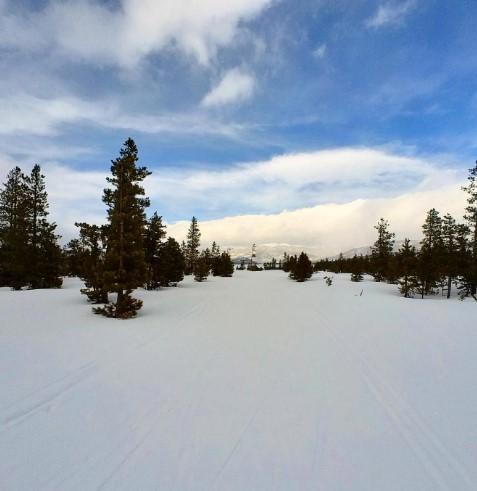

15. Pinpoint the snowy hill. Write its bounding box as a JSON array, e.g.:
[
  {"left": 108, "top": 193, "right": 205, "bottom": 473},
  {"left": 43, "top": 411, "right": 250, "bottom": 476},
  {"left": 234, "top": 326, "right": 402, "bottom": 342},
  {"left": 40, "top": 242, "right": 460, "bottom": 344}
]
[{"left": 1, "top": 273, "right": 476, "bottom": 490}]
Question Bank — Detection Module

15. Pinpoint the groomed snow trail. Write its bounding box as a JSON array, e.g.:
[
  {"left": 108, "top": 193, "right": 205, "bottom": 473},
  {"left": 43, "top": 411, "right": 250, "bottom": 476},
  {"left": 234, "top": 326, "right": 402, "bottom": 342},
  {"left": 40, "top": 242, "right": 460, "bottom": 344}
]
[{"left": 0, "top": 272, "right": 476, "bottom": 490}]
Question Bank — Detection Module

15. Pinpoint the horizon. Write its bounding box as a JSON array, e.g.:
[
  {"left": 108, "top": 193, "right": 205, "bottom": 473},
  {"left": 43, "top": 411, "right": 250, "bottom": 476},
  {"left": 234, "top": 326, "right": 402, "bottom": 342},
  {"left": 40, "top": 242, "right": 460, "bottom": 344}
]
[{"left": 1, "top": 0, "right": 476, "bottom": 255}]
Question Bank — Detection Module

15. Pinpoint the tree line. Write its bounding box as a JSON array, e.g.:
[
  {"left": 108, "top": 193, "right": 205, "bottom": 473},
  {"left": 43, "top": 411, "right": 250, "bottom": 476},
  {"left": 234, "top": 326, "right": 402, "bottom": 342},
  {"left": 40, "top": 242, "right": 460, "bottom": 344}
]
[
  {"left": 0, "top": 139, "right": 234, "bottom": 318},
  {"left": 314, "top": 162, "right": 477, "bottom": 300}
]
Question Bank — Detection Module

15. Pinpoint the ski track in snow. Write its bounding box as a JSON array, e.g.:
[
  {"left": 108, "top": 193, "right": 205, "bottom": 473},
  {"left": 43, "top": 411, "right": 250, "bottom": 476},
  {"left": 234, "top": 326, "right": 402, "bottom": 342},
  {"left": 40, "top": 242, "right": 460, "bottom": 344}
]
[{"left": 0, "top": 273, "right": 476, "bottom": 490}]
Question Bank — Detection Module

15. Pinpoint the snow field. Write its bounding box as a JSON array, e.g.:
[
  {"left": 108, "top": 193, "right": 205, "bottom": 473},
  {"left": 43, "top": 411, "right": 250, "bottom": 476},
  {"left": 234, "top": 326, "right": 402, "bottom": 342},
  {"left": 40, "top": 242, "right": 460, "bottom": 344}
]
[{"left": 0, "top": 271, "right": 476, "bottom": 490}]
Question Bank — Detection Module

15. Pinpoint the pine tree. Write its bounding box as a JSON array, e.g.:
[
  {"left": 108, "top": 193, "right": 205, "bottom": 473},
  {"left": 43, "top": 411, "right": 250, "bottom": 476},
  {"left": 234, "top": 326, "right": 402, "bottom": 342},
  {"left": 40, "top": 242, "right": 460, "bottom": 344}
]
[
  {"left": 144, "top": 212, "right": 166, "bottom": 290},
  {"left": 75, "top": 222, "right": 108, "bottom": 303},
  {"left": 211, "top": 250, "right": 234, "bottom": 277},
  {"left": 462, "top": 161, "right": 477, "bottom": 299},
  {"left": 370, "top": 218, "right": 395, "bottom": 282},
  {"left": 396, "top": 238, "right": 417, "bottom": 298},
  {"left": 184, "top": 216, "right": 201, "bottom": 275},
  {"left": 25, "top": 165, "right": 62, "bottom": 289},
  {"left": 441, "top": 213, "right": 459, "bottom": 298},
  {"left": 349, "top": 254, "right": 364, "bottom": 282},
  {"left": 193, "top": 251, "right": 210, "bottom": 282},
  {"left": 455, "top": 224, "right": 472, "bottom": 299},
  {"left": 289, "top": 252, "right": 313, "bottom": 282},
  {"left": 156, "top": 237, "right": 185, "bottom": 286},
  {"left": 417, "top": 208, "right": 443, "bottom": 297},
  {"left": 94, "top": 138, "right": 151, "bottom": 319},
  {"left": 0, "top": 167, "right": 29, "bottom": 289}
]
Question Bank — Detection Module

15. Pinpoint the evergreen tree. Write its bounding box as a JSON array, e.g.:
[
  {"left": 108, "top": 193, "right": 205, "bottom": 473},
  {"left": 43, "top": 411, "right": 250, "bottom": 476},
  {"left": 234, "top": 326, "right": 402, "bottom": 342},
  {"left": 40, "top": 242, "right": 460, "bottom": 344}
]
[
  {"left": 94, "top": 138, "right": 151, "bottom": 319},
  {"left": 396, "top": 238, "right": 417, "bottom": 298},
  {"left": 156, "top": 237, "right": 185, "bottom": 286},
  {"left": 417, "top": 208, "right": 443, "bottom": 297},
  {"left": 370, "top": 218, "right": 395, "bottom": 282},
  {"left": 211, "top": 250, "right": 234, "bottom": 277},
  {"left": 0, "top": 164, "right": 61, "bottom": 289},
  {"left": 143, "top": 212, "right": 166, "bottom": 290},
  {"left": 184, "top": 216, "right": 201, "bottom": 275},
  {"left": 193, "top": 251, "right": 210, "bottom": 282},
  {"left": 455, "top": 224, "right": 473, "bottom": 299},
  {"left": 349, "top": 254, "right": 364, "bottom": 282},
  {"left": 75, "top": 222, "right": 108, "bottom": 303},
  {"left": 462, "top": 161, "right": 477, "bottom": 298},
  {"left": 441, "top": 213, "right": 459, "bottom": 298},
  {"left": 0, "top": 167, "right": 29, "bottom": 289},
  {"left": 289, "top": 252, "right": 313, "bottom": 282}
]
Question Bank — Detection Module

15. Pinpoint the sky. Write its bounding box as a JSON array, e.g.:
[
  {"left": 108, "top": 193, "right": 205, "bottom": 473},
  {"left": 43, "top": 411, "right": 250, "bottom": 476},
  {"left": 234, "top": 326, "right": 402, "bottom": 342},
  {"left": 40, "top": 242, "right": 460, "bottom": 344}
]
[{"left": 0, "top": 0, "right": 476, "bottom": 256}]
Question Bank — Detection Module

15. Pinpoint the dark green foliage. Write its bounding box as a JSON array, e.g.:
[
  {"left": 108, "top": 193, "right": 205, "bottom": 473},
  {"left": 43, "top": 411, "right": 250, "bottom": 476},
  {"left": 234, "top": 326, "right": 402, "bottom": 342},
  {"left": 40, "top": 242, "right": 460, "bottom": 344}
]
[
  {"left": 193, "top": 251, "right": 210, "bottom": 282},
  {"left": 416, "top": 208, "right": 443, "bottom": 297},
  {"left": 156, "top": 237, "right": 185, "bottom": 286},
  {"left": 211, "top": 251, "right": 234, "bottom": 277},
  {"left": 441, "top": 214, "right": 459, "bottom": 298},
  {"left": 0, "top": 165, "right": 62, "bottom": 290},
  {"left": 263, "top": 257, "right": 280, "bottom": 270},
  {"left": 95, "top": 138, "right": 150, "bottom": 319},
  {"left": 289, "top": 252, "right": 313, "bottom": 282},
  {"left": 370, "top": 218, "right": 395, "bottom": 282},
  {"left": 461, "top": 162, "right": 477, "bottom": 299},
  {"left": 184, "top": 217, "right": 201, "bottom": 275},
  {"left": 144, "top": 212, "right": 166, "bottom": 290},
  {"left": 349, "top": 254, "right": 365, "bottom": 282},
  {"left": 74, "top": 222, "right": 108, "bottom": 303},
  {"left": 396, "top": 238, "right": 417, "bottom": 298}
]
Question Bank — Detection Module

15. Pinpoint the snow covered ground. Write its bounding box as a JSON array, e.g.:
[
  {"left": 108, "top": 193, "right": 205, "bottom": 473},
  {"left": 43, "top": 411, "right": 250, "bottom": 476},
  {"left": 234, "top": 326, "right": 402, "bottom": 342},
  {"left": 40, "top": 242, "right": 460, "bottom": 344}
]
[{"left": 1, "top": 272, "right": 476, "bottom": 491}]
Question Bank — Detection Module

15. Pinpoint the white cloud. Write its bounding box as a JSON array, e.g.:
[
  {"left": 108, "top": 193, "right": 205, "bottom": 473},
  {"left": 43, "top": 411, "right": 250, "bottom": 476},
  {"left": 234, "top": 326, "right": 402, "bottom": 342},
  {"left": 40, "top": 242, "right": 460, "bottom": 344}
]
[
  {"left": 0, "top": 0, "right": 274, "bottom": 67},
  {"left": 366, "top": 0, "right": 417, "bottom": 29},
  {"left": 0, "top": 94, "right": 247, "bottom": 138},
  {"left": 166, "top": 184, "right": 467, "bottom": 258},
  {"left": 145, "top": 148, "right": 463, "bottom": 216},
  {"left": 201, "top": 68, "right": 256, "bottom": 107},
  {"left": 313, "top": 43, "right": 327, "bottom": 59}
]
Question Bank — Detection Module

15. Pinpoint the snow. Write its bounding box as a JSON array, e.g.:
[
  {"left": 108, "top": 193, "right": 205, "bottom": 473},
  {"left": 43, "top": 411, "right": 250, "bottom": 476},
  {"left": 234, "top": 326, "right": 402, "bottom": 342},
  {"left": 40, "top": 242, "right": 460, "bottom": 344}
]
[{"left": 1, "top": 272, "right": 476, "bottom": 491}]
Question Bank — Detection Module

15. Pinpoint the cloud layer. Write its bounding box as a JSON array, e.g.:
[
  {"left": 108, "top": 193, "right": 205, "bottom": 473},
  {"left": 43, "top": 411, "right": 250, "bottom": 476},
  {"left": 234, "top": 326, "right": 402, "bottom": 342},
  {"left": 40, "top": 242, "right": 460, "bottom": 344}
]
[{"left": 0, "top": 0, "right": 274, "bottom": 67}]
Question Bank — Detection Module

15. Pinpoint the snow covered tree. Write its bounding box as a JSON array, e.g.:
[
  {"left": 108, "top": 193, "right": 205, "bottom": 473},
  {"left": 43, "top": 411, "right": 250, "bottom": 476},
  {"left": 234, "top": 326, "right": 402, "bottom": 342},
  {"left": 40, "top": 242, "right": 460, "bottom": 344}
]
[
  {"left": 184, "top": 216, "right": 201, "bottom": 275},
  {"left": 396, "top": 238, "right": 417, "bottom": 298},
  {"left": 94, "top": 138, "right": 151, "bottom": 319},
  {"left": 289, "top": 252, "right": 313, "bottom": 282},
  {"left": 156, "top": 237, "right": 185, "bottom": 286},
  {"left": 370, "top": 218, "right": 395, "bottom": 282},
  {"left": 143, "top": 212, "right": 166, "bottom": 290},
  {"left": 462, "top": 161, "right": 477, "bottom": 298}
]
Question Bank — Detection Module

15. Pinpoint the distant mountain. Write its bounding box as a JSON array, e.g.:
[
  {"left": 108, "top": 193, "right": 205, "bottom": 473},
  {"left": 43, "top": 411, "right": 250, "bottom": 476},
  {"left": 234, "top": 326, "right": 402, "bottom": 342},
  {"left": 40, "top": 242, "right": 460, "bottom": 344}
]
[{"left": 229, "top": 243, "right": 322, "bottom": 264}]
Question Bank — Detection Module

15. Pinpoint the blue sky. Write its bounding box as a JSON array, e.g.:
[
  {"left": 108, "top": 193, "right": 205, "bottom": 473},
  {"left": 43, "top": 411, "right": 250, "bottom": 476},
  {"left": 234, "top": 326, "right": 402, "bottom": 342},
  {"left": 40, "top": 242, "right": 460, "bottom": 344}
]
[{"left": 0, "top": 0, "right": 476, "bottom": 253}]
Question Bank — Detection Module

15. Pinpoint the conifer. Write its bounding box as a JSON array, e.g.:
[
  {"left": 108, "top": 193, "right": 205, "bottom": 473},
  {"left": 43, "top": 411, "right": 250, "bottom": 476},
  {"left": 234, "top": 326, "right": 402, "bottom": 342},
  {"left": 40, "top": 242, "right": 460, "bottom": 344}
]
[
  {"left": 193, "top": 251, "right": 210, "bottom": 282},
  {"left": 462, "top": 161, "right": 477, "bottom": 298},
  {"left": 156, "top": 237, "right": 185, "bottom": 286},
  {"left": 289, "top": 252, "right": 313, "bottom": 282},
  {"left": 144, "top": 212, "right": 166, "bottom": 290},
  {"left": 184, "top": 217, "right": 201, "bottom": 275},
  {"left": 370, "top": 218, "right": 395, "bottom": 282},
  {"left": 94, "top": 138, "right": 151, "bottom": 319},
  {"left": 396, "top": 238, "right": 417, "bottom": 298}
]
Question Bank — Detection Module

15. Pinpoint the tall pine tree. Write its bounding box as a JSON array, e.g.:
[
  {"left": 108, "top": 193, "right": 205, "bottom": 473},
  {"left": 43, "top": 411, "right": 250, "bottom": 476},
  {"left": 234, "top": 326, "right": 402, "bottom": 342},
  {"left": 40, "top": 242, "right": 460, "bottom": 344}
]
[
  {"left": 94, "top": 138, "right": 151, "bottom": 319},
  {"left": 370, "top": 218, "right": 395, "bottom": 282},
  {"left": 462, "top": 161, "right": 477, "bottom": 298},
  {"left": 184, "top": 216, "right": 201, "bottom": 275}
]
